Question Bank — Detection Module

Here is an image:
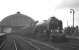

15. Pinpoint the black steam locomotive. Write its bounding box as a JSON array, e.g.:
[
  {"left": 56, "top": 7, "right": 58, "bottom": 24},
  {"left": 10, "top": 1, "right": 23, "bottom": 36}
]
[{"left": 47, "top": 17, "right": 67, "bottom": 42}]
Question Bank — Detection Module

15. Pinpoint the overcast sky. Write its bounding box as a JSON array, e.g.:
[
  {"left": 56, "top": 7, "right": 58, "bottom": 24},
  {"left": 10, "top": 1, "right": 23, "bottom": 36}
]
[{"left": 0, "top": 0, "right": 79, "bottom": 27}]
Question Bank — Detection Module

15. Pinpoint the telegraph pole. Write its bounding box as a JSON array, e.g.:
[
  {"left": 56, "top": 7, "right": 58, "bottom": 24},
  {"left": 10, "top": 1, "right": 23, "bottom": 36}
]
[{"left": 70, "top": 9, "right": 75, "bottom": 27}]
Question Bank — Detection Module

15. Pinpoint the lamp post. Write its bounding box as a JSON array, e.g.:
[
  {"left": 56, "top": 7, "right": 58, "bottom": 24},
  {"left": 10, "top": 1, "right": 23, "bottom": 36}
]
[{"left": 70, "top": 9, "right": 75, "bottom": 27}]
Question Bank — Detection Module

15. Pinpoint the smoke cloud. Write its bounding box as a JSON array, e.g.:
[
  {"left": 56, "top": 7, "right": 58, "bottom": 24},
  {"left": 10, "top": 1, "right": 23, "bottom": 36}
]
[
  {"left": 55, "top": 0, "right": 79, "bottom": 27},
  {"left": 58, "top": 0, "right": 79, "bottom": 8}
]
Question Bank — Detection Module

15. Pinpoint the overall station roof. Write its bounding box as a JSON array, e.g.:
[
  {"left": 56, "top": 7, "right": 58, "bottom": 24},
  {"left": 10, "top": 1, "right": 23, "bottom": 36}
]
[{"left": 0, "top": 12, "right": 35, "bottom": 28}]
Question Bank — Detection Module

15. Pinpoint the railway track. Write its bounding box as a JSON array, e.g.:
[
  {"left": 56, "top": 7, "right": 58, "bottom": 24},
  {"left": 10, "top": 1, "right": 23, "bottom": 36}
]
[{"left": 0, "top": 35, "right": 60, "bottom": 50}]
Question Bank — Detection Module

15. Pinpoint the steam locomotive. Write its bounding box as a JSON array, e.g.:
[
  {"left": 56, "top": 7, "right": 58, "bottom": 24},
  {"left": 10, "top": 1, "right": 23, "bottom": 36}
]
[{"left": 47, "top": 17, "right": 67, "bottom": 42}]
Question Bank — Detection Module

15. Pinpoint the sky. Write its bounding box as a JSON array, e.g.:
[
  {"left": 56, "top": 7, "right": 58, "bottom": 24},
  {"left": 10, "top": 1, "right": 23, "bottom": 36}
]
[
  {"left": 57, "top": 0, "right": 79, "bottom": 27},
  {"left": 0, "top": 0, "right": 79, "bottom": 27}
]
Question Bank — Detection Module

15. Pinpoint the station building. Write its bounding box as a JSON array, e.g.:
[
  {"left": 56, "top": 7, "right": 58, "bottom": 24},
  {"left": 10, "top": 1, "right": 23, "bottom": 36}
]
[{"left": 0, "top": 12, "right": 37, "bottom": 35}]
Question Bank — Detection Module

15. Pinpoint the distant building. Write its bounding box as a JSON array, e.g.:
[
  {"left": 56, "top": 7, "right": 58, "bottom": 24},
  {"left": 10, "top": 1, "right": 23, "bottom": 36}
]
[{"left": 0, "top": 12, "right": 37, "bottom": 34}]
